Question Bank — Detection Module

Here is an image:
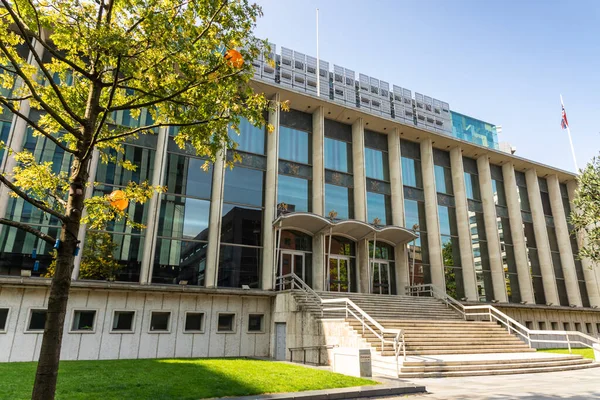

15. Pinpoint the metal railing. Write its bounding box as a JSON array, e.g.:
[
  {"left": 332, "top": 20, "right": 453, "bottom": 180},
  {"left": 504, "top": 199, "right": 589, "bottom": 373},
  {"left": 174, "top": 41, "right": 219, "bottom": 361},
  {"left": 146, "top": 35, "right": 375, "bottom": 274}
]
[
  {"left": 406, "top": 283, "right": 600, "bottom": 355},
  {"left": 276, "top": 273, "right": 406, "bottom": 372},
  {"left": 289, "top": 344, "right": 338, "bottom": 365}
]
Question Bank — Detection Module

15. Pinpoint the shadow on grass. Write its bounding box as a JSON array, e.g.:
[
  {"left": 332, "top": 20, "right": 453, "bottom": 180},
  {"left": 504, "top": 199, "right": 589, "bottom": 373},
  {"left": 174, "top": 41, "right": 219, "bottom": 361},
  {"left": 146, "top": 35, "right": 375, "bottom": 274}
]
[{"left": 0, "top": 358, "right": 375, "bottom": 400}]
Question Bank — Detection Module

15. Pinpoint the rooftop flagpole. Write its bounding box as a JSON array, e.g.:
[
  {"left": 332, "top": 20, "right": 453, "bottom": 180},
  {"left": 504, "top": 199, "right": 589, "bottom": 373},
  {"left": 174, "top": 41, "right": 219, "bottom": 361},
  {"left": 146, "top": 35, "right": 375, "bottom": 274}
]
[
  {"left": 316, "top": 8, "right": 320, "bottom": 97},
  {"left": 561, "top": 94, "right": 579, "bottom": 173}
]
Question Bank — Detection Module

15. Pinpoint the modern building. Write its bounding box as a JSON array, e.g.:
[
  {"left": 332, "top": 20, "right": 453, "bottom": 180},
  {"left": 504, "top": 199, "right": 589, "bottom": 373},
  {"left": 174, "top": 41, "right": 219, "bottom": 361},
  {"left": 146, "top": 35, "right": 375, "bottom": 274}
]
[{"left": 0, "top": 42, "right": 599, "bottom": 369}]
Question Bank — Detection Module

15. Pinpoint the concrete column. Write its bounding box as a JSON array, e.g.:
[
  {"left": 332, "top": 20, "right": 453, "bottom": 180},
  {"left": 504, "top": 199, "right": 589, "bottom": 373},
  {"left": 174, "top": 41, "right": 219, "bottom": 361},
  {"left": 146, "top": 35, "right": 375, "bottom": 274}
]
[
  {"left": 261, "top": 94, "right": 280, "bottom": 290},
  {"left": 0, "top": 39, "right": 46, "bottom": 223},
  {"left": 420, "top": 139, "right": 444, "bottom": 291},
  {"left": 204, "top": 148, "right": 226, "bottom": 288},
  {"left": 312, "top": 107, "right": 325, "bottom": 216},
  {"left": 312, "top": 107, "right": 325, "bottom": 289},
  {"left": 502, "top": 163, "right": 534, "bottom": 303},
  {"left": 477, "top": 156, "right": 508, "bottom": 302},
  {"left": 358, "top": 239, "right": 369, "bottom": 293},
  {"left": 525, "top": 168, "right": 559, "bottom": 305},
  {"left": 449, "top": 147, "right": 478, "bottom": 301},
  {"left": 71, "top": 150, "right": 100, "bottom": 280},
  {"left": 139, "top": 127, "right": 170, "bottom": 284},
  {"left": 547, "top": 175, "right": 582, "bottom": 306},
  {"left": 352, "top": 118, "right": 367, "bottom": 222},
  {"left": 567, "top": 181, "right": 600, "bottom": 307},
  {"left": 387, "top": 128, "right": 408, "bottom": 294}
]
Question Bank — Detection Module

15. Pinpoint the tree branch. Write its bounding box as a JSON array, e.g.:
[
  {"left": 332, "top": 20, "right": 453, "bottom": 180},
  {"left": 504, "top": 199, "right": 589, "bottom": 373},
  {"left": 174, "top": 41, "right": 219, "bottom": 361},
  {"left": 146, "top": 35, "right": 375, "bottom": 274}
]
[
  {"left": 0, "top": 174, "right": 68, "bottom": 222},
  {"left": 1, "top": 0, "right": 86, "bottom": 126},
  {"left": 0, "top": 97, "right": 77, "bottom": 154},
  {"left": 0, "top": 218, "right": 56, "bottom": 245}
]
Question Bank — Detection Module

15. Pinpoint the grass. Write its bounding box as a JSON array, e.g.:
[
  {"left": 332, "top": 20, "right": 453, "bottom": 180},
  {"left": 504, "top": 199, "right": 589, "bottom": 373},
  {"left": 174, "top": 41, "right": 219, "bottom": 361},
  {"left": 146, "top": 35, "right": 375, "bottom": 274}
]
[
  {"left": 539, "top": 347, "right": 595, "bottom": 360},
  {"left": 0, "top": 358, "right": 377, "bottom": 400}
]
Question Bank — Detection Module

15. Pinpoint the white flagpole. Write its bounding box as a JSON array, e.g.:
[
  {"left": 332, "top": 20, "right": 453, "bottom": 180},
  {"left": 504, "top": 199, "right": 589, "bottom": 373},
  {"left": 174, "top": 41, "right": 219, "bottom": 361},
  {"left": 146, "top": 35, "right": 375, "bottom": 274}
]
[
  {"left": 316, "top": 8, "right": 320, "bottom": 97},
  {"left": 561, "top": 94, "right": 579, "bottom": 173}
]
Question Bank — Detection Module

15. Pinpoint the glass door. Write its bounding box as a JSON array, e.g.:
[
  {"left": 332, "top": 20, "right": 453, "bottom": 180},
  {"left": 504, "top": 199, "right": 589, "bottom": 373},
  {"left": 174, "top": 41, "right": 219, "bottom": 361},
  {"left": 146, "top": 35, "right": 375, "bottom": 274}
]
[
  {"left": 279, "top": 251, "right": 305, "bottom": 289},
  {"left": 371, "top": 261, "right": 391, "bottom": 294},
  {"left": 328, "top": 256, "right": 350, "bottom": 292}
]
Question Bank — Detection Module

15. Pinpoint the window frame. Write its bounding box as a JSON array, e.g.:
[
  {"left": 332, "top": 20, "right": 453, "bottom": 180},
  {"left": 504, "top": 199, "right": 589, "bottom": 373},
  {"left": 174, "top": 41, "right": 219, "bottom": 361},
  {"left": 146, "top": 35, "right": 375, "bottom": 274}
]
[
  {"left": 148, "top": 310, "right": 172, "bottom": 334},
  {"left": 183, "top": 311, "right": 205, "bottom": 334},
  {"left": 110, "top": 310, "right": 136, "bottom": 334},
  {"left": 0, "top": 307, "right": 9, "bottom": 333},
  {"left": 25, "top": 308, "right": 47, "bottom": 334},
  {"left": 247, "top": 314, "right": 265, "bottom": 334},
  {"left": 69, "top": 309, "right": 98, "bottom": 334},
  {"left": 216, "top": 312, "right": 237, "bottom": 334}
]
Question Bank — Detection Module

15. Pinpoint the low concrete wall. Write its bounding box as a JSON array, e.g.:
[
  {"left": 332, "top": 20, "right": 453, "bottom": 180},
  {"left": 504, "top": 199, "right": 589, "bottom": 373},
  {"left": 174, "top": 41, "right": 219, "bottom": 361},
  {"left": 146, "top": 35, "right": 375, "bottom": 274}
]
[{"left": 0, "top": 283, "right": 272, "bottom": 362}]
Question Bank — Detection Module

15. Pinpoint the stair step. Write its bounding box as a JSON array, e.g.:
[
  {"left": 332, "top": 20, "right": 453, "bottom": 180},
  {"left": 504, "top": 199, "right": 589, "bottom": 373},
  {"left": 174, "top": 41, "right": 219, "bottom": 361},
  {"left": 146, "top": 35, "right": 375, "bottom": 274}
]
[
  {"left": 383, "top": 348, "right": 537, "bottom": 356},
  {"left": 402, "top": 355, "right": 582, "bottom": 367},
  {"left": 400, "top": 358, "right": 592, "bottom": 373}
]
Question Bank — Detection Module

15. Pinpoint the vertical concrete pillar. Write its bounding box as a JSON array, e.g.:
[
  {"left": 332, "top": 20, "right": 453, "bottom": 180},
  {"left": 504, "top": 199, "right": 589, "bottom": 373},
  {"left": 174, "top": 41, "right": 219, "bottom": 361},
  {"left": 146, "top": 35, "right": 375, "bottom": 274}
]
[
  {"left": 449, "top": 147, "right": 477, "bottom": 301},
  {"left": 139, "top": 127, "right": 170, "bottom": 284},
  {"left": 71, "top": 150, "right": 100, "bottom": 280},
  {"left": 0, "top": 39, "right": 46, "bottom": 223},
  {"left": 312, "top": 107, "right": 325, "bottom": 216},
  {"left": 477, "top": 156, "right": 508, "bottom": 302},
  {"left": 312, "top": 107, "right": 325, "bottom": 290},
  {"left": 567, "top": 180, "right": 600, "bottom": 307},
  {"left": 358, "top": 239, "right": 370, "bottom": 293},
  {"left": 502, "top": 163, "right": 535, "bottom": 303},
  {"left": 388, "top": 128, "right": 408, "bottom": 293},
  {"left": 420, "top": 139, "right": 444, "bottom": 292},
  {"left": 525, "top": 169, "right": 559, "bottom": 305},
  {"left": 548, "top": 175, "right": 582, "bottom": 306},
  {"left": 352, "top": 118, "right": 367, "bottom": 222},
  {"left": 261, "top": 94, "right": 280, "bottom": 290},
  {"left": 204, "top": 148, "right": 226, "bottom": 288}
]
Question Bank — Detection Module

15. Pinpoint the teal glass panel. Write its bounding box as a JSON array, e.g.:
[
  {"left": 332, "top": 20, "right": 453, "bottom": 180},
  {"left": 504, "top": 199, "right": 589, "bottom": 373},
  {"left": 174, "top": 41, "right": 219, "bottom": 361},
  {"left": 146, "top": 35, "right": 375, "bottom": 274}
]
[
  {"left": 325, "top": 183, "right": 353, "bottom": 220},
  {"left": 451, "top": 111, "right": 499, "bottom": 150},
  {"left": 324, "top": 137, "right": 351, "bottom": 173},
  {"left": 279, "top": 126, "right": 309, "bottom": 164},
  {"left": 228, "top": 118, "right": 266, "bottom": 155},
  {"left": 367, "top": 192, "right": 391, "bottom": 226},
  {"left": 464, "top": 172, "right": 481, "bottom": 200},
  {"left": 277, "top": 174, "right": 310, "bottom": 212},
  {"left": 401, "top": 157, "right": 422, "bottom": 188},
  {"left": 365, "top": 148, "right": 389, "bottom": 181}
]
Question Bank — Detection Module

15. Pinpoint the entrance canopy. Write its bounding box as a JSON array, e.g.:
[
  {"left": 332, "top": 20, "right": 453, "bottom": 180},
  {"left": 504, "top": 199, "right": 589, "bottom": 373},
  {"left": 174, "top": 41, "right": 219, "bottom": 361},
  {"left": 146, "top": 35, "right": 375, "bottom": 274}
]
[{"left": 273, "top": 212, "right": 417, "bottom": 245}]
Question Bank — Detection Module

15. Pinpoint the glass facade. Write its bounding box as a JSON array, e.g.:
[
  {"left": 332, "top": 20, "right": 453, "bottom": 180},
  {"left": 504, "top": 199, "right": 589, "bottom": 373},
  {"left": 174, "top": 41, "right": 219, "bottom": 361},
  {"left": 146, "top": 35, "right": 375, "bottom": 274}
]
[
  {"left": 451, "top": 111, "right": 499, "bottom": 150},
  {"left": 439, "top": 204, "right": 464, "bottom": 299},
  {"left": 324, "top": 120, "right": 353, "bottom": 220},
  {"left": 365, "top": 130, "right": 391, "bottom": 225}
]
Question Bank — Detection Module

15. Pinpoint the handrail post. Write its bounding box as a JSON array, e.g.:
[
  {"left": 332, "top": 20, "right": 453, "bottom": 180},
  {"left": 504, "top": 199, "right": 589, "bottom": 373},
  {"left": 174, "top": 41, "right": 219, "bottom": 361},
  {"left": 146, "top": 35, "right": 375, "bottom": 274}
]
[
  {"left": 362, "top": 314, "right": 365, "bottom": 335},
  {"left": 527, "top": 331, "right": 531, "bottom": 348},
  {"left": 567, "top": 333, "right": 571, "bottom": 354}
]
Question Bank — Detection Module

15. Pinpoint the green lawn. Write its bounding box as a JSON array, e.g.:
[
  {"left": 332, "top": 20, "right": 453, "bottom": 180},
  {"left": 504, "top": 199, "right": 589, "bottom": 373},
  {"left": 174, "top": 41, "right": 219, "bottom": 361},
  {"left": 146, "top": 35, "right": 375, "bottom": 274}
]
[
  {"left": 0, "top": 358, "right": 377, "bottom": 400},
  {"left": 539, "top": 347, "right": 595, "bottom": 360}
]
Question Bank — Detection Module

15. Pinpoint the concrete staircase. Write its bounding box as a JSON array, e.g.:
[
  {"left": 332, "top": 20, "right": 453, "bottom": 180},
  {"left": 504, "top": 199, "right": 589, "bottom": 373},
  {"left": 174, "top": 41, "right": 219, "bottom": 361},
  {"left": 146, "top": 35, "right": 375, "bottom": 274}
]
[{"left": 289, "top": 290, "right": 599, "bottom": 377}]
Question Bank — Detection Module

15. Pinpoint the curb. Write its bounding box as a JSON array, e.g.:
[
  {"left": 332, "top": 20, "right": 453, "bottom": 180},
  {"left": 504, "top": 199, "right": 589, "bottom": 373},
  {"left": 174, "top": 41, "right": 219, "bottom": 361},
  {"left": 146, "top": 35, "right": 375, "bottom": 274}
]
[{"left": 217, "top": 383, "right": 427, "bottom": 400}]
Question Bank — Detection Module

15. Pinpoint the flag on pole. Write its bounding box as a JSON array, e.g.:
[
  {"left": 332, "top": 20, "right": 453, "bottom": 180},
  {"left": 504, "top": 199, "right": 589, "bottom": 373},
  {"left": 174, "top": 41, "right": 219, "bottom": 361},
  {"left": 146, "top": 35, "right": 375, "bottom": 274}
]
[{"left": 561, "top": 103, "right": 569, "bottom": 129}]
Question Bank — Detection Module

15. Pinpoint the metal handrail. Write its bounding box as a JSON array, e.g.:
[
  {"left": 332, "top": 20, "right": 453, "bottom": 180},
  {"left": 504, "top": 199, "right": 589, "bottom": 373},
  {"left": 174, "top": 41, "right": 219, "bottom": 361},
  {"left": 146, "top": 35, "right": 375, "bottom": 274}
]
[
  {"left": 276, "top": 273, "right": 406, "bottom": 369},
  {"left": 406, "top": 283, "right": 600, "bottom": 354}
]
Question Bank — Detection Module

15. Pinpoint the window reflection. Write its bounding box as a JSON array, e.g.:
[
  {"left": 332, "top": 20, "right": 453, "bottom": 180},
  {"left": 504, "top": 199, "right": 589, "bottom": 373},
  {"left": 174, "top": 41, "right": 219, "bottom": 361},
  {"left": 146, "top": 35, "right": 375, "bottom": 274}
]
[
  {"left": 325, "top": 184, "right": 353, "bottom": 220},
  {"left": 279, "top": 126, "right": 310, "bottom": 164},
  {"left": 223, "top": 166, "right": 264, "bottom": 207},
  {"left": 365, "top": 148, "right": 389, "bottom": 181},
  {"left": 153, "top": 238, "right": 207, "bottom": 285},
  {"left": 325, "top": 138, "right": 352, "bottom": 173},
  {"left": 158, "top": 196, "right": 211, "bottom": 240},
  {"left": 218, "top": 245, "right": 260, "bottom": 288},
  {"left": 401, "top": 157, "right": 422, "bottom": 188},
  {"left": 228, "top": 118, "right": 266, "bottom": 155},
  {"left": 220, "top": 204, "right": 262, "bottom": 246},
  {"left": 277, "top": 175, "right": 310, "bottom": 213},
  {"left": 367, "top": 192, "right": 391, "bottom": 225}
]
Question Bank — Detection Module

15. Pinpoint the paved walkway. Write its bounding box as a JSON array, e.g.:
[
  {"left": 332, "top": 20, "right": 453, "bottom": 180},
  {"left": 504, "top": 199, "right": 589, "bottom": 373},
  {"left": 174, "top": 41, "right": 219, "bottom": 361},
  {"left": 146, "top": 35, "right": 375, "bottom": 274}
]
[{"left": 371, "top": 367, "right": 600, "bottom": 399}]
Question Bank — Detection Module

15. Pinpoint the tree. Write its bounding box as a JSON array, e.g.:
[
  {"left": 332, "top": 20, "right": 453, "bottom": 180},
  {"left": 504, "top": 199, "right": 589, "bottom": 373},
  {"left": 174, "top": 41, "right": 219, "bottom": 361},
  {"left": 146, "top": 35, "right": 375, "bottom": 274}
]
[
  {"left": 571, "top": 155, "right": 600, "bottom": 265},
  {"left": 0, "top": 1, "right": 272, "bottom": 398}
]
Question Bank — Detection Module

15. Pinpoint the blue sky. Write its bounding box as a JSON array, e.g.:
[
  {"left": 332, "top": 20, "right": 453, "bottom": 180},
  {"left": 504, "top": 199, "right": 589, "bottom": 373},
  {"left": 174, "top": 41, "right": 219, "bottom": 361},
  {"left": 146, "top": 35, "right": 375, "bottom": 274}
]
[{"left": 252, "top": 0, "right": 600, "bottom": 173}]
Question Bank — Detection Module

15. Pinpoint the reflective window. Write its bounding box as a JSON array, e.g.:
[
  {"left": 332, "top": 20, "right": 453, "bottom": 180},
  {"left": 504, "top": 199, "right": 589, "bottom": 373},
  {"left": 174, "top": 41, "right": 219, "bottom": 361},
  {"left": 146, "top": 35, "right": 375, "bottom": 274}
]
[
  {"left": 95, "top": 145, "right": 154, "bottom": 186},
  {"left": 279, "top": 126, "right": 310, "bottom": 164},
  {"left": 327, "top": 236, "right": 356, "bottom": 257},
  {"left": 153, "top": 238, "right": 208, "bottom": 285},
  {"left": 405, "top": 199, "right": 427, "bottom": 231},
  {"left": 277, "top": 175, "right": 310, "bottom": 213},
  {"left": 164, "top": 154, "right": 213, "bottom": 199},
  {"left": 223, "top": 166, "right": 264, "bottom": 207},
  {"left": 228, "top": 118, "right": 266, "bottom": 155},
  {"left": 220, "top": 204, "right": 262, "bottom": 246},
  {"left": 365, "top": 148, "right": 389, "bottom": 181},
  {"left": 518, "top": 186, "right": 531, "bottom": 212},
  {"left": 367, "top": 192, "right": 392, "bottom": 226},
  {"left": 438, "top": 205, "right": 458, "bottom": 237},
  {"left": 434, "top": 165, "right": 453, "bottom": 195},
  {"left": 492, "top": 180, "right": 506, "bottom": 206},
  {"left": 464, "top": 173, "right": 481, "bottom": 200},
  {"left": 325, "top": 184, "right": 353, "bottom": 220},
  {"left": 401, "top": 157, "right": 422, "bottom": 188},
  {"left": 218, "top": 244, "right": 260, "bottom": 288},
  {"left": 325, "top": 137, "right": 351, "bottom": 173},
  {"left": 158, "top": 196, "right": 210, "bottom": 240}
]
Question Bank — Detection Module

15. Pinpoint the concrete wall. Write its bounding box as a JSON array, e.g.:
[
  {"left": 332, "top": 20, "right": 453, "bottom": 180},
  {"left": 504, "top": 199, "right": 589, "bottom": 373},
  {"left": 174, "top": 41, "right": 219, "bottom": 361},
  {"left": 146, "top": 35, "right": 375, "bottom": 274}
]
[{"left": 0, "top": 285, "right": 271, "bottom": 362}]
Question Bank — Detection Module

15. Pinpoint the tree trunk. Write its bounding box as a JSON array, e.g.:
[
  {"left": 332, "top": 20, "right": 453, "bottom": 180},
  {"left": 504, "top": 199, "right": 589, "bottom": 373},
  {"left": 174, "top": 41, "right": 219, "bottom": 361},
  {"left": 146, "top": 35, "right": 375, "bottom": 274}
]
[{"left": 31, "top": 158, "right": 89, "bottom": 400}]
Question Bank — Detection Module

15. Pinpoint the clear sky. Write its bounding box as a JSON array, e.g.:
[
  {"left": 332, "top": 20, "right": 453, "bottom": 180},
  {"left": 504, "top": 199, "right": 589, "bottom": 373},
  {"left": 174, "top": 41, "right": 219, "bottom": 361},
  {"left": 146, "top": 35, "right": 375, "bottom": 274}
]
[{"left": 252, "top": 0, "right": 600, "bottom": 173}]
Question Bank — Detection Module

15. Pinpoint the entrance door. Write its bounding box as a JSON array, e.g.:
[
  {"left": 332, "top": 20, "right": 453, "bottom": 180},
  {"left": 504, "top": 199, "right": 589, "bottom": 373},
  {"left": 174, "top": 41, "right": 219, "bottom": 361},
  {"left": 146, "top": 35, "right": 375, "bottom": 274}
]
[
  {"left": 275, "top": 323, "right": 286, "bottom": 360},
  {"left": 328, "top": 256, "right": 351, "bottom": 292},
  {"left": 371, "top": 261, "right": 391, "bottom": 294},
  {"left": 279, "top": 251, "right": 305, "bottom": 289}
]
